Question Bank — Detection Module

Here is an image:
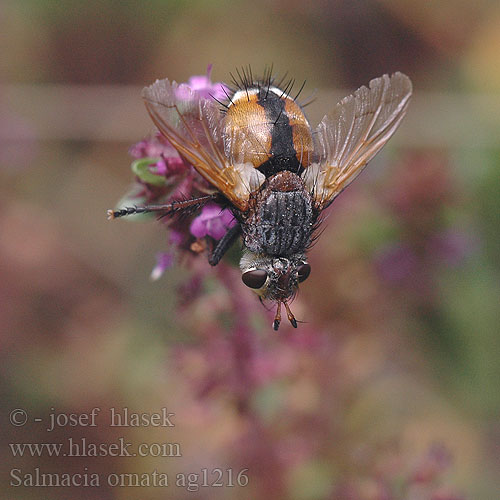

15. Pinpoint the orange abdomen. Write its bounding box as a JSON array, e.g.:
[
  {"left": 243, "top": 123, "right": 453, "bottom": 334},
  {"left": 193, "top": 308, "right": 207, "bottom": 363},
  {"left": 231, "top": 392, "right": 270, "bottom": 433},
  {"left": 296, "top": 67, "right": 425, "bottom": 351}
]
[{"left": 224, "top": 87, "right": 313, "bottom": 174}]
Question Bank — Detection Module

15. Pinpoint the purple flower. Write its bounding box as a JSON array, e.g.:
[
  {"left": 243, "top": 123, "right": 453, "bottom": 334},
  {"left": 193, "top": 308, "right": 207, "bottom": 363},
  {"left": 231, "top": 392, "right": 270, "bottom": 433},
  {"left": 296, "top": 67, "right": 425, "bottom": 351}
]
[
  {"left": 190, "top": 204, "right": 236, "bottom": 240},
  {"left": 150, "top": 252, "right": 174, "bottom": 281},
  {"left": 175, "top": 65, "right": 228, "bottom": 101},
  {"left": 129, "top": 133, "right": 186, "bottom": 176},
  {"left": 168, "top": 229, "right": 184, "bottom": 246},
  {"left": 129, "top": 136, "right": 167, "bottom": 159}
]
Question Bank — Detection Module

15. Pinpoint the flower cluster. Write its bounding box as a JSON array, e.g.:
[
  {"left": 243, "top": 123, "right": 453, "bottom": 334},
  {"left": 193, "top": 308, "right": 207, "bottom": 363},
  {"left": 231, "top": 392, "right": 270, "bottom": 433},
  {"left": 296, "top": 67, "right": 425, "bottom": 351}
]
[
  {"left": 332, "top": 443, "right": 463, "bottom": 500},
  {"left": 115, "top": 66, "right": 235, "bottom": 280}
]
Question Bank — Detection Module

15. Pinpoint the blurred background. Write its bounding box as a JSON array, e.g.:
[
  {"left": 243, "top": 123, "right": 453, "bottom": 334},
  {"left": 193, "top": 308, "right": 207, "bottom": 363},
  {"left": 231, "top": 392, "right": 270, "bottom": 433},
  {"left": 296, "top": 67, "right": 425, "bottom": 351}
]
[{"left": 1, "top": 1, "right": 499, "bottom": 499}]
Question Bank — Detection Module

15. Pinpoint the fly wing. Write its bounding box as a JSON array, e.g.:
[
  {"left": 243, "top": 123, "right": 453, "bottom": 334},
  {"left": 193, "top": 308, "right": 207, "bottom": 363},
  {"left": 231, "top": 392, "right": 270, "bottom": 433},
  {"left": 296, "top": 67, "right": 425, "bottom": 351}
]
[
  {"left": 142, "top": 78, "right": 265, "bottom": 211},
  {"left": 303, "top": 72, "right": 412, "bottom": 209}
]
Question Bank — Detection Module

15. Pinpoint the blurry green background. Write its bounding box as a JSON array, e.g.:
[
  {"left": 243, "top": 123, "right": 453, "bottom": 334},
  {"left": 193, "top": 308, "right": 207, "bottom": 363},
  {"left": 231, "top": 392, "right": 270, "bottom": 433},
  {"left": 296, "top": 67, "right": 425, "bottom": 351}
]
[{"left": 1, "top": 1, "right": 499, "bottom": 499}]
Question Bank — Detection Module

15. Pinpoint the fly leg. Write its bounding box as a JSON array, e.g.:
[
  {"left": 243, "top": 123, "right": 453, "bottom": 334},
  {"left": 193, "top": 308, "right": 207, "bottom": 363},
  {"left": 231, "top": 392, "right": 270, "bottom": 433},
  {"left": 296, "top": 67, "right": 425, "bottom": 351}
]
[
  {"left": 208, "top": 224, "right": 242, "bottom": 266},
  {"left": 107, "top": 194, "right": 219, "bottom": 220},
  {"left": 284, "top": 301, "right": 298, "bottom": 328},
  {"left": 273, "top": 301, "right": 282, "bottom": 331}
]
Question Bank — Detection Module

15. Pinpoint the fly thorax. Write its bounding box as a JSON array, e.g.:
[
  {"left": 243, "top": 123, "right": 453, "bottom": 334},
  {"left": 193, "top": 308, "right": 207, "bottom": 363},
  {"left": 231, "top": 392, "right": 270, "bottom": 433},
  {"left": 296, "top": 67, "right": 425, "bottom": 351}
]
[{"left": 242, "top": 178, "right": 314, "bottom": 256}]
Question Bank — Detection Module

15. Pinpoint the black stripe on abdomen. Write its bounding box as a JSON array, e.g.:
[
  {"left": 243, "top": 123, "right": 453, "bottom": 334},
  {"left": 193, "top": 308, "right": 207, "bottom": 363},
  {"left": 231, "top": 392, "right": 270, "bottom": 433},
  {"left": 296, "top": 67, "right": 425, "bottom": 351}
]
[{"left": 257, "top": 91, "right": 302, "bottom": 177}]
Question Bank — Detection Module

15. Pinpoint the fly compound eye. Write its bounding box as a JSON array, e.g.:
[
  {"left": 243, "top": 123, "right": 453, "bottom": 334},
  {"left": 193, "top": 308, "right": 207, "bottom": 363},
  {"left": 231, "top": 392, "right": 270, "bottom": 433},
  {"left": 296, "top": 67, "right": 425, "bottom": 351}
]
[
  {"left": 242, "top": 269, "right": 268, "bottom": 289},
  {"left": 297, "top": 263, "right": 311, "bottom": 283}
]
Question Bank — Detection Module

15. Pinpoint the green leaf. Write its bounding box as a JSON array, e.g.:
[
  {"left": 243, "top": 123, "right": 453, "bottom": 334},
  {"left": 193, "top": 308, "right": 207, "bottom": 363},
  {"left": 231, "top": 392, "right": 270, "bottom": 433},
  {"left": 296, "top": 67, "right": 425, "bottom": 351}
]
[{"left": 131, "top": 158, "right": 167, "bottom": 187}]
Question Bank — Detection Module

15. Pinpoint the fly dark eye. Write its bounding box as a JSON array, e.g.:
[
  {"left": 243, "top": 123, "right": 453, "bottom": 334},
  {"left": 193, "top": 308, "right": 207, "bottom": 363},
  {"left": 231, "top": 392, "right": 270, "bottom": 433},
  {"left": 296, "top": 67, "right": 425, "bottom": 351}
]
[
  {"left": 242, "top": 269, "right": 268, "bottom": 289},
  {"left": 297, "top": 263, "right": 311, "bottom": 282}
]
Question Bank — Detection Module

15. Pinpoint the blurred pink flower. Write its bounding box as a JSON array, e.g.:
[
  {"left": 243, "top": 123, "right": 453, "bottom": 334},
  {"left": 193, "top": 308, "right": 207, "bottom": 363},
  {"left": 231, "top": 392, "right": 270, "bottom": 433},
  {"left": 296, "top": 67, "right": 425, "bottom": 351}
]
[
  {"left": 375, "top": 227, "right": 476, "bottom": 289},
  {"left": 411, "top": 443, "right": 453, "bottom": 484},
  {"left": 168, "top": 229, "right": 184, "bottom": 246},
  {"left": 129, "top": 134, "right": 170, "bottom": 159},
  {"left": 431, "top": 489, "right": 466, "bottom": 500},
  {"left": 150, "top": 252, "right": 174, "bottom": 281},
  {"left": 175, "top": 64, "right": 228, "bottom": 101},
  {"left": 375, "top": 243, "right": 419, "bottom": 283},
  {"left": 375, "top": 153, "right": 476, "bottom": 298},
  {"left": 426, "top": 229, "right": 477, "bottom": 267},
  {"left": 0, "top": 99, "right": 38, "bottom": 170}
]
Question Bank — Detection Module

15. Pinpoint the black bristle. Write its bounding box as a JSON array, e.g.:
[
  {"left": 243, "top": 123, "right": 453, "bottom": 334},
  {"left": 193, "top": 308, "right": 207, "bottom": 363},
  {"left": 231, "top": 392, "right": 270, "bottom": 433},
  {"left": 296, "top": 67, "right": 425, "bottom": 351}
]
[
  {"left": 209, "top": 93, "right": 229, "bottom": 109},
  {"left": 221, "top": 85, "right": 234, "bottom": 106},
  {"left": 294, "top": 80, "right": 307, "bottom": 101}
]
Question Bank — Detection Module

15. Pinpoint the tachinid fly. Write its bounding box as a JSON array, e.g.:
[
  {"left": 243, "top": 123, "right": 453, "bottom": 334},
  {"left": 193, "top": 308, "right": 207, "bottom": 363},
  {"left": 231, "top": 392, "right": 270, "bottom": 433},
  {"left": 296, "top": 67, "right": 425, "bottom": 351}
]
[{"left": 108, "top": 69, "right": 412, "bottom": 330}]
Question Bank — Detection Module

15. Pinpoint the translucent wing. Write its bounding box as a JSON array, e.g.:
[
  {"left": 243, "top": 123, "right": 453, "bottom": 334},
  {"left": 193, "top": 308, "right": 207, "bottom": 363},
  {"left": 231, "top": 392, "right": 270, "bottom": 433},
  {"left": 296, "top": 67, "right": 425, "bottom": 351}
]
[
  {"left": 303, "top": 72, "right": 412, "bottom": 209},
  {"left": 142, "top": 79, "right": 265, "bottom": 211}
]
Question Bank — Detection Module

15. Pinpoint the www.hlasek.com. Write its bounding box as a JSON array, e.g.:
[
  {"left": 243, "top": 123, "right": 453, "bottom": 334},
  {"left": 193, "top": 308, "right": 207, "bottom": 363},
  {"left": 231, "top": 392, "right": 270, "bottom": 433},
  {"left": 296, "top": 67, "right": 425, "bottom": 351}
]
[
  {"left": 9, "top": 437, "right": 181, "bottom": 458},
  {"left": 10, "top": 468, "right": 250, "bottom": 490}
]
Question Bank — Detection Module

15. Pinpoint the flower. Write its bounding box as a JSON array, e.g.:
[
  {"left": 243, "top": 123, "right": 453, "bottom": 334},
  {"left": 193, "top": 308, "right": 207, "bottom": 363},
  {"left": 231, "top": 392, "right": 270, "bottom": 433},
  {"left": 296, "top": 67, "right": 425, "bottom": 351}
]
[
  {"left": 129, "top": 133, "right": 187, "bottom": 177},
  {"left": 190, "top": 203, "right": 236, "bottom": 240},
  {"left": 111, "top": 68, "right": 237, "bottom": 280},
  {"left": 150, "top": 252, "right": 174, "bottom": 281},
  {"left": 175, "top": 64, "right": 228, "bottom": 101}
]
